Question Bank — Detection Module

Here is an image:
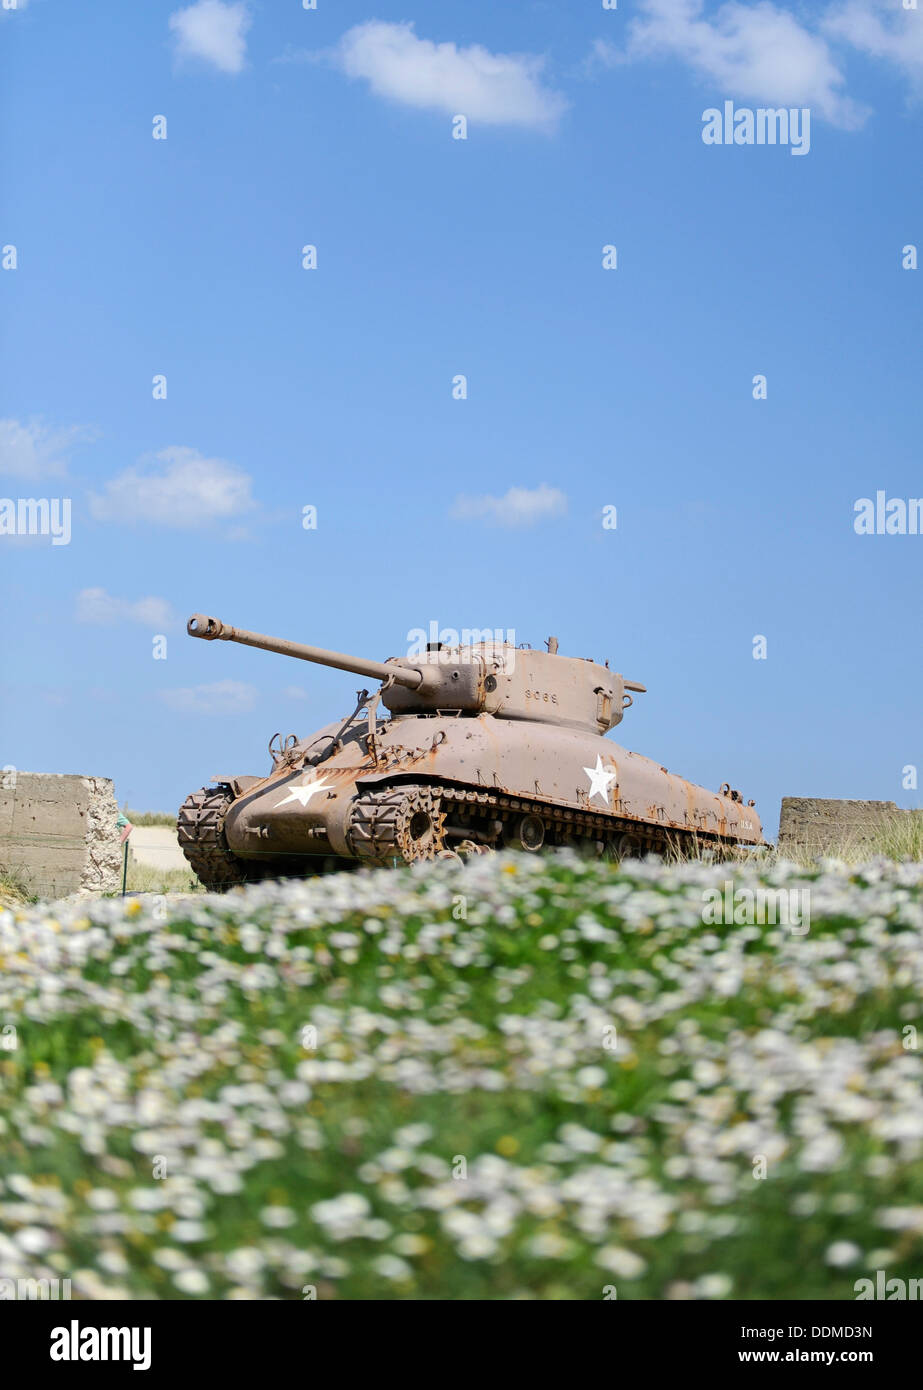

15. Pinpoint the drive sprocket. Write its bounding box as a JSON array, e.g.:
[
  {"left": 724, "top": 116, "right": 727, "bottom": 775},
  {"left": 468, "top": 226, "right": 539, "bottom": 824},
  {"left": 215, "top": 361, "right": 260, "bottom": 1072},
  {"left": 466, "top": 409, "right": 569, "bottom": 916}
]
[{"left": 347, "top": 785, "right": 447, "bottom": 865}]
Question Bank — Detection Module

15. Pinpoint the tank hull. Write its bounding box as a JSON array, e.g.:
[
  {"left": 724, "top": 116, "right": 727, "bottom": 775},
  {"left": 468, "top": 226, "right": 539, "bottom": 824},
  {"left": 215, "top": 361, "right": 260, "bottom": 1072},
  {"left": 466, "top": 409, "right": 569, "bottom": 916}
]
[{"left": 219, "top": 712, "right": 762, "bottom": 863}]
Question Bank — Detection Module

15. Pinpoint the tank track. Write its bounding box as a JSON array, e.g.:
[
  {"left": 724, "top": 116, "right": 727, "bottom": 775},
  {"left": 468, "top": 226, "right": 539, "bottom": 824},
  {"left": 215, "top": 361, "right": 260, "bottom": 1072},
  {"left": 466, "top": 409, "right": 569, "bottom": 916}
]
[
  {"left": 177, "top": 784, "right": 256, "bottom": 891},
  {"left": 180, "top": 779, "right": 747, "bottom": 887},
  {"left": 348, "top": 781, "right": 737, "bottom": 865},
  {"left": 347, "top": 785, "right": 447, "bottom": 865}
]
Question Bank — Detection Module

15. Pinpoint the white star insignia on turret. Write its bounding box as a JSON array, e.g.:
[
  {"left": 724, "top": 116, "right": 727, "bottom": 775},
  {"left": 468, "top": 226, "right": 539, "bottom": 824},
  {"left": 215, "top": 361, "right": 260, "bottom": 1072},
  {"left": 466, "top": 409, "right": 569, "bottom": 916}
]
[
  {"left": 276, "top": 776, "right": 335, "bottom": 809},
  {"left": 584, "top": 754, "right": 616, "bottom": 806}
]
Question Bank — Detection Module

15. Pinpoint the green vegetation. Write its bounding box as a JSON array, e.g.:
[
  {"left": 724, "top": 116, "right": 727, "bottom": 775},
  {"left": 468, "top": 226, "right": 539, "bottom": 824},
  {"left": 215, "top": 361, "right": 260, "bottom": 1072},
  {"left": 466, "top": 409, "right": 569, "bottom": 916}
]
[
  {"left": 1, "top": 851, "right": 921, "bottom": 1300},
  {"left": 867, "top": 810, "right": 923, "bottom": 861},
  {"left": 772, "top": 811, "right": 923, "bottom": 868},
  {"left": 0, "top": 869, "right": 32, "bottom": 909},
  {"left": 123, "top": 810, "right": 178, "bottom": 828},
  {"left": 123, "top": 860, "right": 204, "bottom": 896}
]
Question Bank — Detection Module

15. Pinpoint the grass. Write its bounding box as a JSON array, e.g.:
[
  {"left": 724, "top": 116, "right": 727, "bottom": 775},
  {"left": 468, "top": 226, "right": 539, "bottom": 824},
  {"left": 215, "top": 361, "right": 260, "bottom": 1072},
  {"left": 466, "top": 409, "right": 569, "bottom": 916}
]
[
  {"left": 0, "top": 869, "right": 32, "bottom": 909},
  {"left": 1, "top": 850, "right": 921, "bottom": 1300},
  {"left": 774, "top": 810, "right": 923, "bottom": 867},
  {"left": 123, "top": 860, "right": 204, "bottom": 896},
  {"left": 867, "top": 810, "right": 923, "bottom": 860},
  {"left": 123, "top": 810, "right": 178, "bottom": 828},
  {"left": 1, "top": 857, "right": 199, "bottom": 906}
]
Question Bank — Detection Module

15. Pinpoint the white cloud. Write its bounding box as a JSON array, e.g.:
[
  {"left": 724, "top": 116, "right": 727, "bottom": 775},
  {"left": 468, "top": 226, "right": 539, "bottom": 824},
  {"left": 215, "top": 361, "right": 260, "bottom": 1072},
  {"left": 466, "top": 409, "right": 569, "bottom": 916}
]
[
  {"left": 335, "top": 21, "right": 567, "bottom": 130},
  {"left": 76, "top": 588, "right": 177, "bottom": 629},
  {"left": 597, "top": 0, "right": 867, "bottom": 128},
  {"left": 283, "top": 685, "right": 309, "bottom": 700},
  {"left": 0, "top": 418, "right": 90, "bottom": 479},
  {"left": 90, "top": 446, "right": 255, "bottom": 527},
  {"left": 450, "top": 483, "right": 567, "bottom": 528},
  {"left": 169, "top": 0, "right": 251, "bottom": 75},
  {"left": 160, "top": 680, "right": 257, "bottom": 715},
  {"left": 823, "top": 2, "right": 923, "bottom": 88}
]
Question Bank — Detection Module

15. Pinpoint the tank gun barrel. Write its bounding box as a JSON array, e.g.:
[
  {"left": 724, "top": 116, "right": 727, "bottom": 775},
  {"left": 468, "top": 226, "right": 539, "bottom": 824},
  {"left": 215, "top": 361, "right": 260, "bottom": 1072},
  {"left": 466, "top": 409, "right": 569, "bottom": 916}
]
[{"left": 187, "top": 614, "right": 427, "bottom": 690}]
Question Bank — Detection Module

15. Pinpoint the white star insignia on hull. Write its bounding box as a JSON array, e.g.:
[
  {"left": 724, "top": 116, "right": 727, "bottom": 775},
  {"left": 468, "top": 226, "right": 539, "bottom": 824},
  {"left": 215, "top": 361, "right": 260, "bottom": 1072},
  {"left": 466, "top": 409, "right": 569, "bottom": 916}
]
[
  {"left": 275, "top": 776, "right": 335, "bottom": 809},
  {"left": 584, "top": 754, "right": 617, "bottom": 806}
]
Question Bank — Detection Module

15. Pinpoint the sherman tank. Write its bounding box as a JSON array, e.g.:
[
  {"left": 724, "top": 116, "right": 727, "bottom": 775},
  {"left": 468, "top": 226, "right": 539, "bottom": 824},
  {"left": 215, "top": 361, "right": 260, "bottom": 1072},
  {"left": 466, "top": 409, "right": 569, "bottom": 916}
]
[{"left": 177, "top": 614, "right": 764, "bottom": 889}]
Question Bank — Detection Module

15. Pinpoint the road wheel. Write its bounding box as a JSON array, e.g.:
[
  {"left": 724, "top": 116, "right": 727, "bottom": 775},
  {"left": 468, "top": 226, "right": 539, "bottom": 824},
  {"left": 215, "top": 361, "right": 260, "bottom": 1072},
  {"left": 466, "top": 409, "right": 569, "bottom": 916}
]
[{"left": 501, "top": 812, "right": 545, "bottom": 851}]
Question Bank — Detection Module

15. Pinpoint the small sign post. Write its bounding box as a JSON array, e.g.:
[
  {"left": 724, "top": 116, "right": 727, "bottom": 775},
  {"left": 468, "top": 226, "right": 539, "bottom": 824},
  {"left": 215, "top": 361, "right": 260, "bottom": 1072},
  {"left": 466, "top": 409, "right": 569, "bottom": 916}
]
[{"left": 117, "top": 812, "right": 133, "bottom": 896}]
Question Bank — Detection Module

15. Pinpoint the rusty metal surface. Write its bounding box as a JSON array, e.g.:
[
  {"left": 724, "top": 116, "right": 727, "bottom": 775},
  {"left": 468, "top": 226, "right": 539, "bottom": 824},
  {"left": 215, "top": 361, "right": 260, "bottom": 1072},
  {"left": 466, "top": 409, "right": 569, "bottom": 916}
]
[
  {"left": 222, "top": 714, "right": 762, "bottom": 859},
  {"left": 180, "top": 615, "right": 765, "bottom": 880}
]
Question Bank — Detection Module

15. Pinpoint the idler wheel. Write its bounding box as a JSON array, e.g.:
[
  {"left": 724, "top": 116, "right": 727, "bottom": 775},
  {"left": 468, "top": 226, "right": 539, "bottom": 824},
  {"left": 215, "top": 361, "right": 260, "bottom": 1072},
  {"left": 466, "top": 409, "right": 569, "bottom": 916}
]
[{"left": 502, "top": 812, "right": 545, "bottom": 852}]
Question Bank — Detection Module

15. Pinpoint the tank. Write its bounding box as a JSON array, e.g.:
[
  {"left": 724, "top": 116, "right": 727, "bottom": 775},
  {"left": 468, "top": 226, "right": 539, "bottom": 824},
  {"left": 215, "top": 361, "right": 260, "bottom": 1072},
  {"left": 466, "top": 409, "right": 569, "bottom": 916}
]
[{"left": 177, "top": 613, "right": 765, "bottom": 889}]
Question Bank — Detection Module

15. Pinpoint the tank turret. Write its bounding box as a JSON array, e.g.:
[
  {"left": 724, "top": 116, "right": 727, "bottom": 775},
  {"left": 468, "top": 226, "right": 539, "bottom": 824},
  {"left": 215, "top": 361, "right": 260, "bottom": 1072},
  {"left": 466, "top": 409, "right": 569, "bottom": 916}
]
[{"left": 186, "top": 615, "right": 646, "bottom": 735}]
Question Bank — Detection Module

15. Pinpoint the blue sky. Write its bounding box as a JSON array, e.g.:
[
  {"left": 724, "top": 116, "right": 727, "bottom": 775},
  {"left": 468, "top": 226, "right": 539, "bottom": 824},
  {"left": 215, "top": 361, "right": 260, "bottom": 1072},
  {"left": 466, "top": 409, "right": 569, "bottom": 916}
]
[{"left": 1, "top": 0, "right": 921, "bottom": 833}]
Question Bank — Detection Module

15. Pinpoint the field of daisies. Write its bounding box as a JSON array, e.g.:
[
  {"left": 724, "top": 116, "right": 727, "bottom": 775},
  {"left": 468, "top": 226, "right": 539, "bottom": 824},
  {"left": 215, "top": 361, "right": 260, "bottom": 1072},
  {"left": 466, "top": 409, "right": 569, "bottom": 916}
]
[{"left": 1, "top": 850, "right": 921, "bottom": 1300}]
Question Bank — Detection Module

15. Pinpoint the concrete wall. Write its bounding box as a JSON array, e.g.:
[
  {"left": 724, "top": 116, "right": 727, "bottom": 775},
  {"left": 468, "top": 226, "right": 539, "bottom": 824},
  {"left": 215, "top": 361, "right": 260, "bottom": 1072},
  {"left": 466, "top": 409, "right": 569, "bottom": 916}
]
[
  {"left": 0, "top": 772, "right": 122, "bottom": 898},
  {"left": 778, "top": 797, "right": 904, "bottom": 855}
]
